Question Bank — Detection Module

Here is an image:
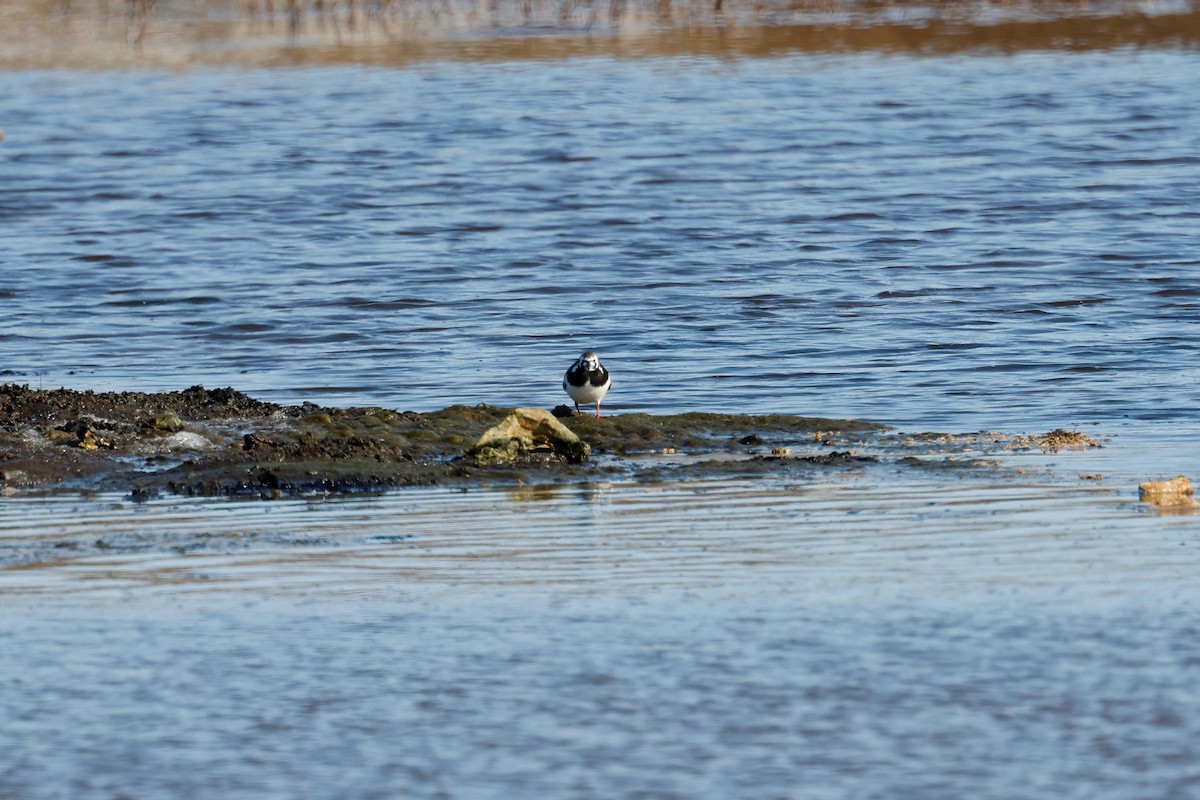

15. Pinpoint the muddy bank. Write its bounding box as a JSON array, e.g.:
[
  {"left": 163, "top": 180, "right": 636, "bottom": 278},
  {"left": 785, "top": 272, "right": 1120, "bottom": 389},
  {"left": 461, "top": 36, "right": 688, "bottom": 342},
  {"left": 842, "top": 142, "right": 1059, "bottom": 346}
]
[{"left": 0, "top": 384, "right": 1091, "bottom": 498}]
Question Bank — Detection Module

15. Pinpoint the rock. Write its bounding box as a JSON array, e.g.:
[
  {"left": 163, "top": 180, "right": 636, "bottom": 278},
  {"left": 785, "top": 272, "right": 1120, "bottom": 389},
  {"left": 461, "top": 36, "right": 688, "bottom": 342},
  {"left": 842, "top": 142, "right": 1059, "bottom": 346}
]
[
  {"left": 128, "top": 487, "right": 157, "bottom": 503},
  {"left": 142, "top": 410, "right": 184, "bottom": 433},
  {"left": 1138, "top": 476, "right": 1197, "bottom": 509},
  {"left": 164, "top": 431, "right": 213, "bottom": 451},
  {"left": 76, "top": 426, "right": 113, "bottom": 450},
  {"left": 471, "top": 408, "right": 589, "bottom": 465},
  {"left": 1036, "top": 428, "right": 1100, "bottom": 452},
  {"left": 46, "top": 427, "right": 78, "bottom": 446}
]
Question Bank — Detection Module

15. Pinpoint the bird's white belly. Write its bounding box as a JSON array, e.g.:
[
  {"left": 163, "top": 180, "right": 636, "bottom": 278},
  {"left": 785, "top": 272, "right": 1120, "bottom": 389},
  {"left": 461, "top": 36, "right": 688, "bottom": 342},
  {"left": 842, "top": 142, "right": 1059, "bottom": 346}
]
[{"left": 564, "top": 378, "right": 610, "bottom": 404}]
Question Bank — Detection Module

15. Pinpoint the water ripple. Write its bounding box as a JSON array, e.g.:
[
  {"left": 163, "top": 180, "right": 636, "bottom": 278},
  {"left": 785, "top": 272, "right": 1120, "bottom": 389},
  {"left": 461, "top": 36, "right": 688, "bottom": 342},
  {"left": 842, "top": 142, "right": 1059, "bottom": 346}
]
[{"left": 1, "top": 52, "right": 1198, "bottom": 428}]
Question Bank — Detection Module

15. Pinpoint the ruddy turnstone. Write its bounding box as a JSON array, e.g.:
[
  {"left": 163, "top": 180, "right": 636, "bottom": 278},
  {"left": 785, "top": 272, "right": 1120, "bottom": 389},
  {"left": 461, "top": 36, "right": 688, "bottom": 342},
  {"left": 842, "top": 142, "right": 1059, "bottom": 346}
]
[{"left": 563, "top": 351, "right": 611, "bottom": 417}]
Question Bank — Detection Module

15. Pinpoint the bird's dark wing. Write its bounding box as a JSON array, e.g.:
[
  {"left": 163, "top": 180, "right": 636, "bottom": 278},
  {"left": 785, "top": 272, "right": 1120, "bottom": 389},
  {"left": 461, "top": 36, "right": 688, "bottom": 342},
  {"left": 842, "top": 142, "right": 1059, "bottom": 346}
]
[{"left": 565, "top": 364, "right": 588, "bottom": 387}]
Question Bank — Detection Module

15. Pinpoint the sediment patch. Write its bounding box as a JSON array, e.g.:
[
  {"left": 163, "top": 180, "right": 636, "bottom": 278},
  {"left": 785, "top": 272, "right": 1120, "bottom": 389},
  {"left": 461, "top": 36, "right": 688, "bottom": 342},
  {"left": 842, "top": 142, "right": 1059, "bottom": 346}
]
[{"left": 0, "top": 384, "right": 1099, "bottom": 497}]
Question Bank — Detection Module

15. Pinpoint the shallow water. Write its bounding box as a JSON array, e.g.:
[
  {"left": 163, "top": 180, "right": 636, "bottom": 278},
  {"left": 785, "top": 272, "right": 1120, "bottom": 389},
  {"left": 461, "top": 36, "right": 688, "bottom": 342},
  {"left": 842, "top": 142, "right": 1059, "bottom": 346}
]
[
  {"left": 4, "top": 29, "right": 1200, "bottom": 800},
  {"left": 3, "top": 429, "right": 1200, "bottom": 797},
  {"left": 3, "top": 48, "right": 1199, "bottom": 429},
  {"left": 7, "top": 596, "right": 1200, "bottom": 799}
]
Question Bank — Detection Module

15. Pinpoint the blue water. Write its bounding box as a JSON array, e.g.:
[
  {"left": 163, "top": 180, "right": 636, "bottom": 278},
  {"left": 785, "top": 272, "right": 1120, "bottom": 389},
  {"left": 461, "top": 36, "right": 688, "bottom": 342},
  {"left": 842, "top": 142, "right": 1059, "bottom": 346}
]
[
  {"left": 6, "top": 595, "right": 1200, "bottom": 799},
  {"left": 3, "top": 49, "right": 1198, "bottom": 429},
  {"left": 4, "top": 35, "right": 1200, "bottom": 800}
]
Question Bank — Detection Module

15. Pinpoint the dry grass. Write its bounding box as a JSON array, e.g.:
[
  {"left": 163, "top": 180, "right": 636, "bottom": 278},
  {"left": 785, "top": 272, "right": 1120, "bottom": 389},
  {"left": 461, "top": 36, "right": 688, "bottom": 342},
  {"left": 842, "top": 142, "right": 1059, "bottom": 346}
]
[{"left": 1139, "top": 475, "right": 1198, "bottom": 510}]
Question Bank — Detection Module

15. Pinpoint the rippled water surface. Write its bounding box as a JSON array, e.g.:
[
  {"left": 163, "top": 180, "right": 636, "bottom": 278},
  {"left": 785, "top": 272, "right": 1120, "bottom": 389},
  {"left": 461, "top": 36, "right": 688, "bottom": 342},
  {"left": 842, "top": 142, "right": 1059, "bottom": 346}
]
[
  {"left": 4, "top": 37, "right": 1200, "bottom": 800},
  {"left": 3, "top": 48, "right": 1199, "bottom": 428},
  {"left": 4, "top": 429, "right": 1200, "bottom": 797}
]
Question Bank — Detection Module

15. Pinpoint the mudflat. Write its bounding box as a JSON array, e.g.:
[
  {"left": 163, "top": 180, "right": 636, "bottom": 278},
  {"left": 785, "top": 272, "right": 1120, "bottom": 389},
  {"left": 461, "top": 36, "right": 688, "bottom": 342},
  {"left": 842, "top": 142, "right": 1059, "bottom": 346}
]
[{"left": 0, "top": 384, "right": 1102, "bottom": 498}]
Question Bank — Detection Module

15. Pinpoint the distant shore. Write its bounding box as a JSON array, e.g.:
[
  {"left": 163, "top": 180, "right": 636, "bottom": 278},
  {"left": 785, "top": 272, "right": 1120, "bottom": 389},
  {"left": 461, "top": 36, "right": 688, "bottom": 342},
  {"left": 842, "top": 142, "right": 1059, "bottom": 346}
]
[{"left": 2, "top": 1, "right": 1198, "bottom": 69}]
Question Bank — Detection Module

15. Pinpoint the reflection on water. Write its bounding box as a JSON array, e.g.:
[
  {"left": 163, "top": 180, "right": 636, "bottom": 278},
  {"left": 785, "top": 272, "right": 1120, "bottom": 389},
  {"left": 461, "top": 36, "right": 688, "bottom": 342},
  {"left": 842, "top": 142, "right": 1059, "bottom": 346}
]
[
  {"left": 0, "top": 477, "right": 1171, "bottom": 597},
  {"left": 0, "top": 424, "right": 1195, "bottom": 597},
  {"left": 6, "top": 596, "right": 1200, "bottom": 798},
  {"left": 2, "top": 429, "right": 1200, "bottom": 797}
]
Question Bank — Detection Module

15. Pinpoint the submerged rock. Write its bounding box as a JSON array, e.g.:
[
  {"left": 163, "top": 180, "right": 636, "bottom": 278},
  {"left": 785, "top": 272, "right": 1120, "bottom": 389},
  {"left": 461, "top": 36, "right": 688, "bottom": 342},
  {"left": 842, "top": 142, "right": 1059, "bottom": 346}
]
[
  {"left": 1138, "top": 476, "right": 1197, "bottom": 509},
  {"left": 471, "top": 408, "right": 589, "bottom": 465},
  {"left": 163, "top": 431, "right": 214, "bottom": 451}
]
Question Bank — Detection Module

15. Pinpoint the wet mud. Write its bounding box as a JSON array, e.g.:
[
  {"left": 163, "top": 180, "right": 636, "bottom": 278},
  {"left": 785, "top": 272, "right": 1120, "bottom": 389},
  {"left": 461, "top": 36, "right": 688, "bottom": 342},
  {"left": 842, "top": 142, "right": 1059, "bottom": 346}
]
[{"left": 0, "top": 384, "right": 1093, "bottom": 498}]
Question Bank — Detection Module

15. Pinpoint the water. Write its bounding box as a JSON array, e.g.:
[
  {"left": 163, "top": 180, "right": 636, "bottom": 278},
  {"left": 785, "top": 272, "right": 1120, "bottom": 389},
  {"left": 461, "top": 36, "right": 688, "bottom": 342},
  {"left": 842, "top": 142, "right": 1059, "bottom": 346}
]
[
  {"left": 6, "top": 597, "right": 1200, "bottom": 799},
  {"left": 3, "top": 49, "right": 1199, "bottom": 429},
  {"left": 4, "top": 30, "right": 1200, "bottom": 799},
  {"left": 4, "top": 429, "right": 1200, "bottom": 797}
]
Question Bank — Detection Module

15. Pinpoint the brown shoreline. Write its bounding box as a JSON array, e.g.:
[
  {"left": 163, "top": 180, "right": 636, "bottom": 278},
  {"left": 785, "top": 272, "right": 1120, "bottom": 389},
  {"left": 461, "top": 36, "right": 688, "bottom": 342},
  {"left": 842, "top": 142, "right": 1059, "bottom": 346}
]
[{"left": 1, "top": 3, "right": 1198, "bottom": 70}]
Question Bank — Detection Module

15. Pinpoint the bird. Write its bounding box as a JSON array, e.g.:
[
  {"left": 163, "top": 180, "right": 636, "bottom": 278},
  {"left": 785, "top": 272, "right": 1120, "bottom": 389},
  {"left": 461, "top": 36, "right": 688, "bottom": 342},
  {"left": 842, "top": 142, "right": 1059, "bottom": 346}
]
[{"left": 562, "top": 351, "right": 611, "bottom": 417}]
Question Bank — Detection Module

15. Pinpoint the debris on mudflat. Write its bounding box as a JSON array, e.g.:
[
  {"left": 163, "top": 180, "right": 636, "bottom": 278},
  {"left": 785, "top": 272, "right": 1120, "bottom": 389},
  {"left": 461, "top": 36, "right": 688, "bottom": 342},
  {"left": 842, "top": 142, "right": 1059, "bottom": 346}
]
[
  {"left": 1010, "top": 428, "right": 1101, "bottom": 453},
  {"left": 1138, "top": 476, "right": 1197, "bottom": 510}
]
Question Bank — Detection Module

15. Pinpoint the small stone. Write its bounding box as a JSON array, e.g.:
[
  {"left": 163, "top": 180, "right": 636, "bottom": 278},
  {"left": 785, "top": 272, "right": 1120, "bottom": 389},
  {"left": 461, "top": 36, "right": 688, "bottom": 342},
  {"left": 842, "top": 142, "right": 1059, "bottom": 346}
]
[
  {"left": 77, "top": 427, "right": 113, "bottom": 450},
  {"left": 771, "top": 447, "right": 792, "bottom": 456},
  {"left": 243, "top": 432, "right": 280, "bottom": 451},
  {"left": 164, "top": 431, "right": 212, "bottom": 451},
  {"left": 1138, "top": 476, "right": 1197, "bottom": 509},
  {"left": 47, "top": 427, "right": 78, "bottom": 445},
  {"left": 1036, "top": 428, "right": 1100, "bottom": 452}
]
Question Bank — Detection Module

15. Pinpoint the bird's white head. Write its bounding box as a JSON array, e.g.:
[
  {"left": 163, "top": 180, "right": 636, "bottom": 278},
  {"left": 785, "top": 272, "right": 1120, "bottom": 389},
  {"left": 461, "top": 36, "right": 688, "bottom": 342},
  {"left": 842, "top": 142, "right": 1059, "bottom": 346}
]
[{"left": 579, "top": 351, "right": 601, "bottom": 371}]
